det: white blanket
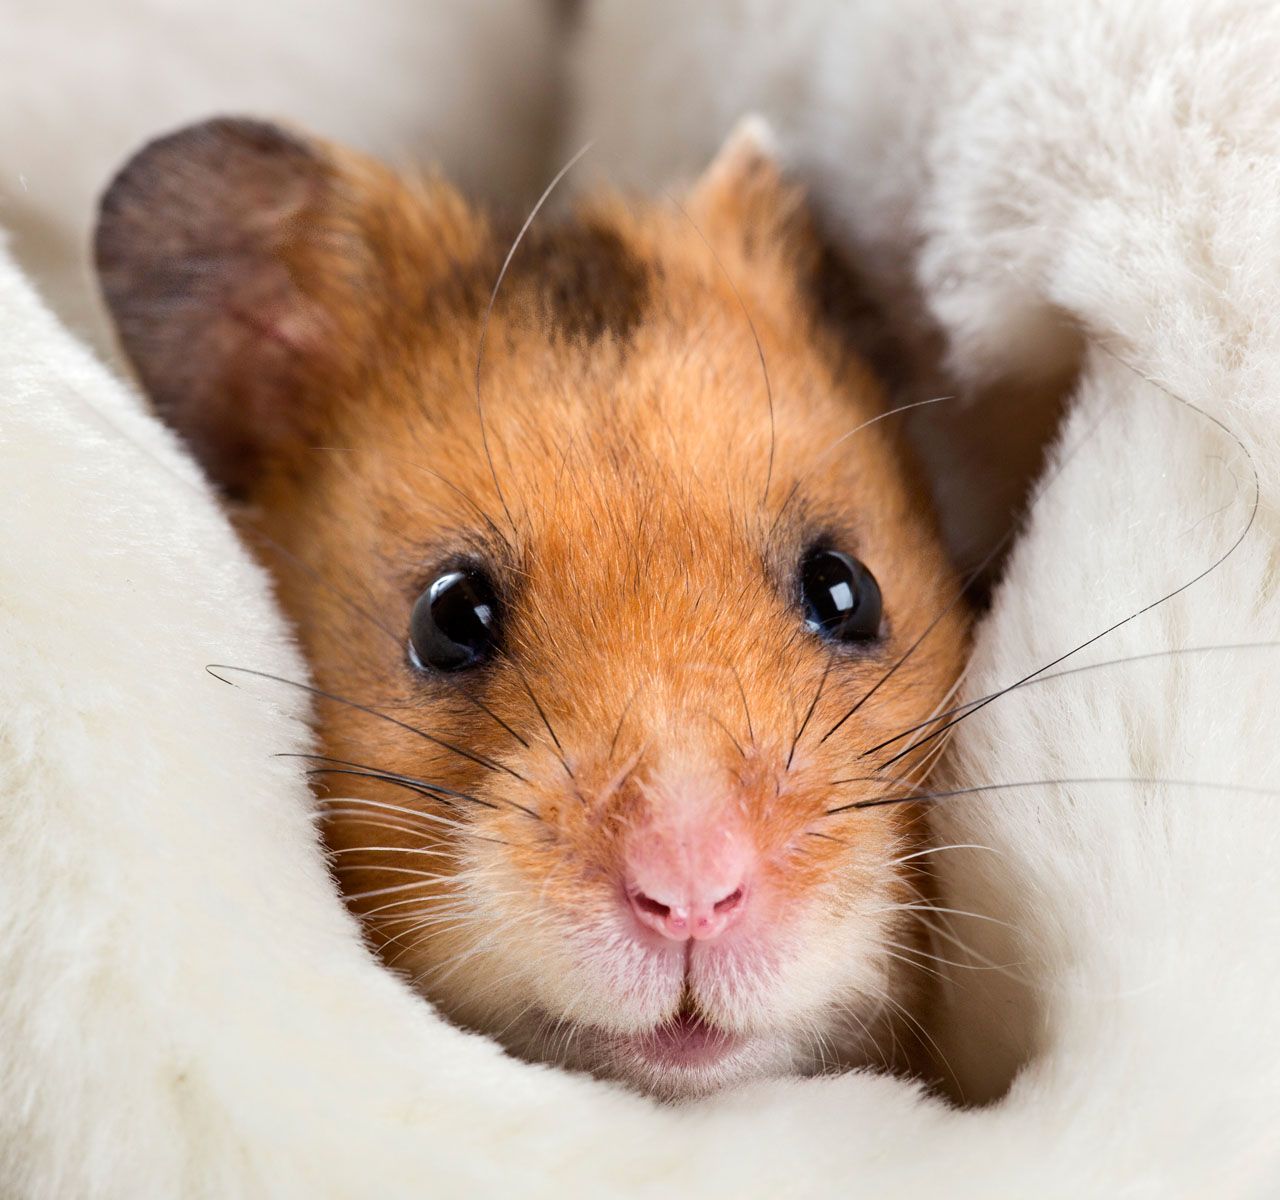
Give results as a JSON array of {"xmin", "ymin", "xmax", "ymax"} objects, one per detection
[
  {"xmin": 3, "ymin": 1, "xmax": 1280, "ymax": 1195},
  {"xmin": 0, "ymin": 0, "xmax": 557, "ymax": 349}
]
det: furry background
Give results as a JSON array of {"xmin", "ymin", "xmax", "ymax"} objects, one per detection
[{"xmin": 3, "ymin": 1, "xmax": 1279, "ymax": 1195}]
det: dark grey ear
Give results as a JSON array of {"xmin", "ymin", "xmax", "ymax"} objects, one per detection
[{"xmin": 95, "ymin": 117, "xmax": 362, "ymax": 496}]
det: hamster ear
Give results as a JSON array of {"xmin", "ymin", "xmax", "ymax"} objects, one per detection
[
  {"xmin": 96, "ymin": 118, "xmax": 409, "ymax": 497},
  {"xmin": 687, "ymin": 115, "xmax": 803, "ymax": 251}
]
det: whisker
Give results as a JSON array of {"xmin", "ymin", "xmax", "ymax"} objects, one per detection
[
  {"xmin": 375, "ymin": 908, "xmax": 472, "ymax": 935},
  {"xmin": 289, "ymin": 753, "xmax": 496, "ymax": 809},
  {"xmin": 787, "ymin": 656, "xmax": 832, "ymax": 769},
  {"xmin": 239, "ymin": 522, "xmax": 399, "ymax": 646},
  {"xmin": 312, "ymin": 793, "xmax": 469, "ymax": 829},
  {"xmin": 379, "ymin": 916, "xmax": 475, "ymax": 960},
  {"xmin": 311, "ymin": 771, "xmax": 542, "ymax": 826},
  {"xmin": 333, "ymin": 864, "xmax": 453, "ymax": 881},
  {"xmin": 607, "ymin": 687, "xmax": 642, "ymax": 764},
  {"xmin": 511, "ymin": 659, "xmax": 573, "ymax": 779},
  {"xmin": 822, "ymin": 396, "xmax": 1116, "ymax": 746},
  {"xmin": 888, "ymin": 936, "xmax": 1016, "ymax": 983},
  {"xmin": 705, "ymin": 711, "xmax": 747, "ymax": 759},
  {"xmin": 767, "ymin": 395, "xmax": 956, "ymax": 543},
  {"xmin": 828, "ymin": 775, "xmax": 1280, "ymax": 815},
  {"xmin": 209, "ymin": 665, "xmax": 523, "ymax": 781},
  {"xmin": 879, "ymin": 947, "xmax": 947, "ymax": 984},
  {"xmin": 382, "ymin": 916, "xmax": 499, "ymax": 968},
  {"xmin": 887, "ymin": 842, "xmax": 1000, "ymax": 866},
  {"xmin": 888, "ymin": 895, "xmax": 1035, "ymax": 992},
  {"xmin": 873, "ymin": 984, "xmax": 963, "ymax": 1099},
  {"xmin": 474, "ymin": 141, "xmax": 595, "ymax": 537},
  {"xmin": 366, "ymin": 891, "xmax": 488, "ymax": 922},
  {"xmin": 329, "ymin": 844, "xmax": 455, "ymax": 859},
  {"xmin": 877, "ymin": 363, "xmax": 1259, "ymax": 771},
  {"xmin": 866, "ymin": 641, "xmax": 1280, "ymax": 759},
  {"xmin": 411, "ymin": 919, "xmax": 523, "ymax": 992},
  {"xmin": 730, "ymin": 664, "xmax": 756, "ymax": 748},
  {"xmin": 874, "ymin": 902, "xmax": 1015, "ymax": 929},
  {"xmin": 442, "ymin": 679, "xmax": 531, "ymax": 750},
  {"xmin": 342, "ymin": 879, "xmax": 446, "ymax": 902},
  {"xmin": 319, "ymin": 812, "xmax": 452, "ymax": 841},
  {"xmin": 239, "ymin": 469, "xmax": 526, "ymax": 763}
]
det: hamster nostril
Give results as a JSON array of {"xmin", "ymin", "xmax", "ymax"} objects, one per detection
[
  {"xmin": 631, "ymin": 890, "xmax": 671, "ymax": 921},
  {"xmin": 627, "ymin": 886, "xmax": 692, "ymax": 939},
  {"xmin": 714, "ymin": 886, "xmax": 744, "ymax": 914}
]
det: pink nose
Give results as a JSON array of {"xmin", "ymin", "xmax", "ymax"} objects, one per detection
[{"xmin": 624, "ymin": 820, "xmax": 753, "ymax": 942}]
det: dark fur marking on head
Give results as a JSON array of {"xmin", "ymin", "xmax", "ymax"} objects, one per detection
[
  {"xmin": 516, "ymin": 222, "xmax": 650, "ymax": 345},
  {"xmin": 806, "ymin": 233, "xmax": 908, "ymax": 390}
]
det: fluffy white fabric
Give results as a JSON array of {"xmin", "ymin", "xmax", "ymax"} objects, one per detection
[
  {"xmin": 0, "ymin": 0, "xmax": 558, "ymax": 349},
  {"xmin": 4, "ymin": 0, "xmax": 1280, "ymax": 1195}
]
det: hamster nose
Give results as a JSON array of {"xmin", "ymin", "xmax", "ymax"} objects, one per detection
[{"xmin": 624, "ymin": 822, "xmax": 753, "ymax": 942}]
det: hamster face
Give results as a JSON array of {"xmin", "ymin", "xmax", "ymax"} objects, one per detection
[{"xmin": 96, "ymin": 119, "xmax": 968, "ymax": 1100}]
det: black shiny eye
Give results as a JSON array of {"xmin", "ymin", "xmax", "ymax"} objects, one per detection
[
  {"xmin": 799, "ymin": 548, "xmax": 883, "ymax": 643},
  {"xmin": 408, "ymin": 567, "xmax": 500, "ymax": 673}
]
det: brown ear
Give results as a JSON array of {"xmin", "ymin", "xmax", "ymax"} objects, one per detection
[
  {"xmin": 686, "ymin": 116, "xmax": 806, "ymax": 259},
  {"xmin": 96, "ymin": 118, "xmax": 406, "ymax": 497}
]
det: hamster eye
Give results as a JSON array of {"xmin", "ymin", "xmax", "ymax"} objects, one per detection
[
  {"xmin": 408, "ymin": 567, "xmax": 500, "ymax": 673},
  {"xmin": 799, "ymin": 548, "xmax": 883, "ymax": 643}
]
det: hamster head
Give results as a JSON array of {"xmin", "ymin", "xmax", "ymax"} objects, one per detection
[{"xmin": 96, "ymin": 117, "xmax": 968, "ymax": 1100}]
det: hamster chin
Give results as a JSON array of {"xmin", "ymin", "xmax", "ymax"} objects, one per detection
[{"xmin": 95, "ymin": 116, "xmax": 968, "ymax": 1100}]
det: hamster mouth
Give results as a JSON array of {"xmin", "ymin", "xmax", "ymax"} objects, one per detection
[
  {"xmin": 616, "ymin": 1005, "xmax": 741, "ymax": 1071},
  {"xmin": 559, "ymin": 999, "xmax": 763, "ymax": 1100}
]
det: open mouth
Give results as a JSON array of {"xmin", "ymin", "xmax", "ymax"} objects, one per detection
[
  {"xmin": 517, "ymin": 999, "xmax": 779, "ymax": 1099},
  {"xmin": 616, "ymin": 1005, "xmax": 740, "ymax": 1071}
]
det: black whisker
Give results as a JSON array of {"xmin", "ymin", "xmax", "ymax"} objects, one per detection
[
  {"xmin": 607, "ymin": 687, "xmax": 642, "ymax": 764},
  {"xmin": 822, "ymin": 396, "xmax": 1116, "ymax": 747},
  {"xmin": 258, "ymin": 535, "xmax": 529, "ymax": 757},
  {"xmin": 511, "ymin": 660, "xmax": 573, "ymax": 779},
  {"xmin": 446, "ymin": 683, "xmax": 531, "ymax": 751},
  {"xmin": 704, "ymin": 711, "xmax": 747, "ymax": 759},
  {"xmin": 312, "ymin": 767, "xmax": 460, "ymax": 806},
  {"xmin": 730, "ymin": 664, "xmax": 756, "ymax": 748},
  {"xmin": 281, "ymin": 752, "xmax": 493, "ymax": 809},
  {"xmin": 203, "ymin": 446, "xmax": 529, "ymax": 755},
  {"xmin": 312, "ymin": 768, "xmax": 537, "ymax": 823},
  {"xmin": 299, "ymin": 757, "xmax": 540, "ymax": 823},
  {"xmin": 206, "ymin": 664, "xmax": 524, "ymax": 782},
  {"xmin": 788, "ymin": 655, "xmax": 833, "ymax": 769},
  {"xmin": 828, "ymin": 776, "xmax": 1280, "ymax": 815},
  {"xmin": 865, "ymin": 641, "xmax": 1280, "ymax": 759},
  {"xmin": 878, "ymin": 368, "xmax": 1259, "ymax": 772}
]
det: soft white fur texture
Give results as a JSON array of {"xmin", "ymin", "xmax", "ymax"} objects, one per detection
[
  {"xmin": 5, "ymin": 0, "xmax": 1280, "ymax": 1195},
  {"xmin": 0, "ymin": 0, "xmax": 559, "ymax": 349}
]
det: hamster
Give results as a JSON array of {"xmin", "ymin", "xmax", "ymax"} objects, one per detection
[{"xmin": 94, "ymin": 116, "xmax": 969, "ymax": 1101}]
